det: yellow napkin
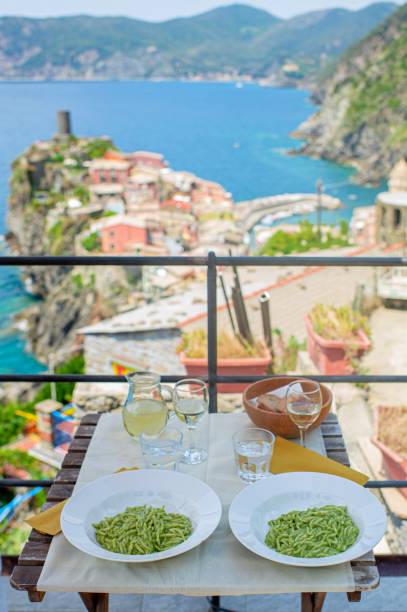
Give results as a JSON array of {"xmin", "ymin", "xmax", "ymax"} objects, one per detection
[
  {"xmin": 270, "ymin": 436, "xmax": 368, "ymax": 485},
  {"xmin": 26, "ymin": 467, "xmax": 139, "ymax": 536}
]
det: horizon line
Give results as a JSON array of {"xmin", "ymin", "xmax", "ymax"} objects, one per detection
[{"xmin": 0, "ymin": 1, "xmax": 400, "ymax": 24}]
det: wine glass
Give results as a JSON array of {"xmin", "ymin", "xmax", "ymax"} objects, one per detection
[
  {"xmin": 173, "ymin": 379, "xmax": 208, "ymax": 465},
  {"xmin": 286, "ymin": 380, "xmax": 322, "ymax": 447}
]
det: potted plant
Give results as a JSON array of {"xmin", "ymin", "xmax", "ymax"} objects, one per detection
[
  {"xmin": 305, "ymin": 304, "xmax": 371, "ymax": 375},
  {"xmin": 372, "ymin": 406, "xmax": 407, "ymax": 500},
  {"xmin": 177, "ymin": 329, "xmax": 272, "ymax": 393}
]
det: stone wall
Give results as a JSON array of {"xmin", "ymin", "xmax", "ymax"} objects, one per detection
[{"xmin": 83, "ymin": 329, "xmax": 185, "ymax": 375}]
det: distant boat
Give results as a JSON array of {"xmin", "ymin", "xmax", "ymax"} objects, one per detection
[
  {"xmin": 233, "ymin": 142, "xmax": 240, "ymax": 149},
  {"xmin": 348, "ymin": 194, "xmax": 358, "ymax": 200},
  {"xmin": 235, "ymin": 82, "xmax": 243, "ymax": 89}
]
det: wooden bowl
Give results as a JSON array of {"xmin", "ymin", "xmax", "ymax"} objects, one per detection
[{"xmin": 243, "ymin": 376, "xmax": 332, "ymax": 439}]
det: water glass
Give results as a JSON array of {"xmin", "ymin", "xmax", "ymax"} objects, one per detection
[
  {"xmin": 140, "ymin": 427, "xmax": 183, "ymax": 470},
  {"xmin": 233, "ymin": 427, "xmax": 275, "ymax": 483}
]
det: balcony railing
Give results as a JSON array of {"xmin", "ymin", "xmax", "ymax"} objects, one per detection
[{"xmin": 0, "ymin": 252, "xmax": 407, "ymax": 492}]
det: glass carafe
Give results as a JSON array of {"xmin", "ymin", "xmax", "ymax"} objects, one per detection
[{"xmin": 123, "ymin": 372, "xmax": 173, "ymax": 438}]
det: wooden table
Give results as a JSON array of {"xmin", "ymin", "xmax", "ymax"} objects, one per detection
[{"xmin": 10, "ymin": 412, "xmax": 380, "ymax": 612}]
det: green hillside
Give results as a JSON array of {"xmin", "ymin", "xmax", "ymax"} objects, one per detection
[
  {"xmin": 0, "ymin": 3, "xmax": 396, "ymax": 81},
  {"xmin": 296, "ymin": 2, "xmax": 407, "ymax": 183}
]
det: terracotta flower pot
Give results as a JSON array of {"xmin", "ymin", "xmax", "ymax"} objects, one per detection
[
  {"xmin": 179, "ymin": 350, "xmax": 272, "ymax": 393},
  {"xmin": 305, "ymin": 314, "xmax": 371, "ymax": 375},
  {"xmin": 372, "ymin": 406, "xmax": 407, "ymax": 500}
]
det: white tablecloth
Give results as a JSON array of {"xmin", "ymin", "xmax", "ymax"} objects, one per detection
[{"xmin": 37, "ymin": 412, "xmax": 355, "ymax": 595}]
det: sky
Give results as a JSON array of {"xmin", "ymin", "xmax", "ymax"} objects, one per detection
[{"xmin": 0, "ymin": 0, "xmax": 403, "ymax": 21}]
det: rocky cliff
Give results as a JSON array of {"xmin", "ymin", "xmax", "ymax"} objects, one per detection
[
  {"xmin": 295, "ymin": 3, "xmax": 407, "ymax": 184},
  {"xmin": 8, "ymin": 137, "xmax": 135, "ymax": 363}
]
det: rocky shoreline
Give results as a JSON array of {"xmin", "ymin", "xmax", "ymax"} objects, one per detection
[
  {"xmin": 7, "ymin": 136, "xmax": 136, "ymax": 365},
  {"xmin": 293, "ymin": 3, "xmax": 407, "ymax": 185}
]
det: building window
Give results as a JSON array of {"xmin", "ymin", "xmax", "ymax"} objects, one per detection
[
  {"xmin": 109, "ymin": 231, "xmax": 115, "ymax": 237},
  {"xmin": 394, "ymin": 208, "xmax": 401, "ymax": 227},
  {"xmin": 110, "ymin": 244, "xmax": 115, "ymax": 251}
]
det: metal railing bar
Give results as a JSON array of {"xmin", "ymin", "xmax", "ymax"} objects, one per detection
[
  {"xmin": 217, "ymin": 256, "xmax": 407, "ymax": 267},
  {"xmin": 366, "ymin": 481, "xmax": 407, "ymax": 488},
  {"xmin": 1, "ymin": 374, "xmax": 407, "ymax": 383},
  {"xmin": 0, "ymin": 255, "xmax": 405, "ymax": 267},
  {"xmin": 207, "ymin": 252, "xmax": 218, "ymax": 413},
  {"xmin": 0, "ymin": 478, "xmax": 406, "ymax": 489},
  {"xmin": 0, "ymin": 479, "xmax": 53, "ymax": 487},
  {"xmin": 0, "ymin": 256, "xmax": 208, "ymax": 266}
]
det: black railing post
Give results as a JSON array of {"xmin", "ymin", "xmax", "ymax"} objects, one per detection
[{"xmin": 207, "ymin": 251, "xmax": 218, "ymax": 413}]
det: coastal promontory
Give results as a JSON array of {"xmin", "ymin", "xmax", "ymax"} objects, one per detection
[{"xmin": 295, "ymin": 2, "xmax": 407, "ymax": 184}]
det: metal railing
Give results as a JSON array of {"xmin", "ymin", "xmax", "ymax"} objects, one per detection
[{"xmin": 1, "ymin": 252, "xmax": 407, "ymax": 492}]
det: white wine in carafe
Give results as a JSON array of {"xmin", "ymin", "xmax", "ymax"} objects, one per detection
[{"xmin": 123, "ymin": 398, "xmax": 168, "ymax": 437}]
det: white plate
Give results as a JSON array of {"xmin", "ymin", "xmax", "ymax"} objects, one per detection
[
  {"xmin": 229, "ymin": 472, "xmax": 387, "ymax": 567},
  {"xmin": 61, "ymin": 469, "xmax": 222, "ymax": 563}
]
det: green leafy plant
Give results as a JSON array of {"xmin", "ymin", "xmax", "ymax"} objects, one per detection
[
  {"xmin": 273, "ymin": 330, "xmax": 305, "ymax": 373},
  {"xmin": 73, "ymin": 185, "xmax": 91, "ymax": 204},
  {"xmin": 260, "ymin": 220, "xmax": 349, "ymax": 256},
  {"xmin": 0, "ymin": 405, "xmax": 25, "ymax": 446},
  {"xmin": 309, "ymin": 304, "xmax": 371, "ymax": 342},
  {"xmin": 81, "ymin": 232, "xmax": 101, "ymax": 252},
  {"xmin": 86, "ymin": 139, "xmax": 114, "ymax": 159},
  {"xmin": 32, "ymin": 353, "xmax": 85, "ymax": 405}
]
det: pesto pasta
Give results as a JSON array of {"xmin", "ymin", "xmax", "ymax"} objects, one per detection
[
  {"xmin": 93, "ymin": 504, "xmax": 193, "ymax": 555},
  {"xmin": 264, "ymin": 505, "xmax": 359, "ymax": 558}
]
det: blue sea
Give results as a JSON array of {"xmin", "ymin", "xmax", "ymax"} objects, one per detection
[{"xmin": 0, "ymin": 81, "xmax": 383, "ymax": 373}]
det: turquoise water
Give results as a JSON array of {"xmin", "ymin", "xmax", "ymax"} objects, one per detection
[{"xmin": 0, "ymin": 81, "xmax": 383, "ymax": 373}]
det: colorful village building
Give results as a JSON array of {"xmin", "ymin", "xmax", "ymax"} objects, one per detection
[
  {"xmin": 88, "ymin": 159, "xmax": 130, "ymax": 184},
  {"xmin": 98, "ymin": 215, "xmax": 152, "ymax": 253},
  {"xmin": 127, "ymin": 151, "xmax": 167, "ymax": 171}
]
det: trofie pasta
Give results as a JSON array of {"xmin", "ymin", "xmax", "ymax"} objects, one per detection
[
  {"xmin": 264, "ymin": 505, "xmax": 359, "ymax": 558},
  {"xmin": 93, "ymin": 505, "xmax": 193, "ymax": 554}
]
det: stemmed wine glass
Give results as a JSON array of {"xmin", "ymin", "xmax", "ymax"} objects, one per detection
[
  {"xmin": 173, "ymin": 379, "xmax": 208, "ymax": 465},
  {"xmin": 286, "ymin": 380, "xmax": 322, "ymax": 447}
]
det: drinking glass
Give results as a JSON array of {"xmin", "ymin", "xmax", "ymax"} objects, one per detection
[
  {"xmin": 173, "ymin": 379, "xmax": 208, "ymax": 465},
  {"xmin": 140, "ymin": 427, "xmax": 183, "ymax": 470},
  {"xmin": 286, "ymin": 379, "xmax": 322, "ymax": 447},
  {"xmin": 233, "ymin": 427, "xmax": 275, "ymax": 483}
]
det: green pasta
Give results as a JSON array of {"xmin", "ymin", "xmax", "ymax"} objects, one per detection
[
  {"xmin": 93, "ymin": 505, "xmax": 193, "ymax": 555},
  {"xmin": 264, "ymin": 505, "xmax": 359, "ymax": 558}
]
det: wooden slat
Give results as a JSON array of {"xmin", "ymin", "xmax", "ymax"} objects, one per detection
[
  {"xmin": 10, "ymin": 566, "xmax": 43, "ymax": 591},
  {"xmin": 54, "ymin": 468, "xmax": 80, "ymax": 484},
  {"xmin": 352, "ymin": 565, "xmax": 380, "ymax": 591},
  {"xmin": 75, "ymin": 425, "xmax": 97, "ymax": 438},
  {"xmin": 323, "ymin": 437, "xmax": 346, "ymax": 452},
  {"xmin": 69, "ymin": 438, "xmax": 91, "ymax": 453},
  {"xmin": 320, "ymin": 423, "xmax": 342, "ymax": 437},
  {"xmin": 46, "ymin": 483, "xmax": 74, "ymax": 501},
  {"xmin": 81, "ymin": 413, "xmax": 102, "ymax": 425},
  {"xmin": 351, "ymin": 551, "xmax": 376, "ymax": 566},
  {"xmin": 347, "ymin": 592, "xmax": 362, "ymax": 602},
  {"xmin": 19, "ymin": 541, "xmax": 50, "ymax": 566},
  {"xmin": 325, "ymin": 449, "xmax": 350, "ymax": 466},
  {"xmin": 27, "ymin": 530, "xmax": 52, "ymax": 544},
  {"xmin": 62, "ymin": 452, "xmax": 86, "ymax": 468}
]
